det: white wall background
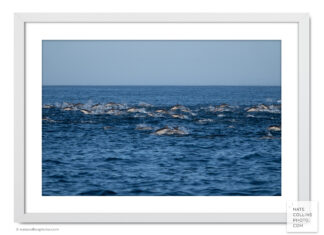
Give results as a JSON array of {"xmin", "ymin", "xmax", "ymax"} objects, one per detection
[{"xmin": 0, "ymin": 0, "xmax": 322, "ymax": 234}]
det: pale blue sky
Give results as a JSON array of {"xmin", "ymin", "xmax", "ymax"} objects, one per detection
[{"xmin": 42, "ymin": 40, "xmax": 281, "ymax": 86}]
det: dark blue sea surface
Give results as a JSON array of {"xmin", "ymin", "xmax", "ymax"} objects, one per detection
[{"xmin": 42, "ymin": 86, "xmax": 281, "ymax": 196}]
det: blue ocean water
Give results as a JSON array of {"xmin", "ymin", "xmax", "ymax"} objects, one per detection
[{"xmin": 42, "ymin": 86, "xmax": 281, "ymax": 196}]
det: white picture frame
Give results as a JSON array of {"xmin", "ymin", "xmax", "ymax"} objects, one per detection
[{"xmin": 14, "ymin": 13, "xmax": 310, "ymax": 223}]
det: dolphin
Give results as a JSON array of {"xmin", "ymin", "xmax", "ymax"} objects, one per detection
[
  {"xmin": 43, "ymin": 104, "xmax": 54, "ymax": 109},
  {"xmin": 219, "ymin": 103, "xmax": 229, "ymax": 108},
  {"xmin": 154, "ymin": 126, "xmax": 171, "ymax": 135},
  {"xmin": 73, "ymin": 103, "xmax": 84, "ymax": 108},
  {"xmin": 42, "ymin": 117, "xmax": 55, "ymax": 122},
  {"xmin": 155, "ymin": 109, "xmax": 168, "ymax": 114},
  {"xmin": 170, "ymin": 114, "xmax": 186, "ymax": 119},
  {"xmin": 268, "ymin": 125, "xmax": 281, "ymax": 131},
  {"xmin": 91, "ymin": 104, "xmax": 101, "ymax": 109},
  {"xmin": 246, "ymin": 107, "xmax": 258, "ymax": 112},
  {"xmin": 62, "ymin": 102, "xmax": 73, "ymax": 108},
  {"xmin": 80, "ymin": 109, "xmax": 91, "ymax": 114},
  {"xmin": 212, "ymin": 103, "xmax": 229, "ymax": 112},
  {"xmin": 105, "ymin": 102, "xmax": 125, "ymax": 110},
  {"xmin": 247, "ymin": 104, "xmax": 270, "ymax": 112},
  {"xmin": 154, "ymin": 126, "xmax": 188, "ymax": 136},
  {"xmin": 63, "ymin": 107, "xmax": 74, "ymax": 111},
  {"xmin": 106, "ymin": 110, "xmax": 123, "ymax": 115},
  {"xmin": 127, "ymin": 108, "xmax": 140, "ymax": 113},
  {"xmin": 170, "ymin": 105, "xmax": 183, "ymax": 111},
  {"xmin": 170, "ymin": 105, "xmax": 191, "ymax": 112}
]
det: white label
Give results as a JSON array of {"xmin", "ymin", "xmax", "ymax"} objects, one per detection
[{"xmin": 287, "ymin": 201, "xmax": 318, "ymax": 233}]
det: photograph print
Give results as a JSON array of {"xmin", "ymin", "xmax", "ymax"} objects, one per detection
[{"xmin": 42, "ymin": 40, "xmax": 281, "ymax": 196}]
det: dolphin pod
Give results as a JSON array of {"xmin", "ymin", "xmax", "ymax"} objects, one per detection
[
  {"xmin": 43, "ymin": 102, "xmax": 281, "ymax": 137},
  {"xmin": 49, "ymin": 101, "xmax": 280, "ymax": 116}
]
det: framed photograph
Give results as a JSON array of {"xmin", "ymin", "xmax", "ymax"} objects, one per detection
[{"xmin": 14, "ymin": 13, "xmax": 310, "ymax": 223}]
